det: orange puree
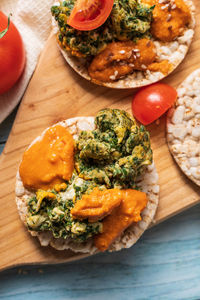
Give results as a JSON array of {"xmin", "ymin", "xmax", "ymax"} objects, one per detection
[
  {"xmin": 71, "ymin": 187, "xmax": 123, "ymax": 222},
  {"xmin": 94, "ymin": 189, "xmax": 147, "ymax": 252},
  {"xmin": 148, "ymin": 60, "xmax": 173, "ymax": 75},
  {"xmin": 88, "ymin": 39, "xmax": 156, "ymax": 83},
  {"xmin": 19, "ymin": 125, "xmax": 74, "ymax": 190},
  {"xmin": 141, "ymin": 0, "xmax": 191, "ymax": 42}
]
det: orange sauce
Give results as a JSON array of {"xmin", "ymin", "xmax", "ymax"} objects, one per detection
[
  {"xmin": 94, "ymin": 189, "xmax": 147, "ymax": 252},
  {"xmin": 71, "ymin": 187, "xmax": 123, "ymax": 222},
  {"xmin": 141, "ymin": 0, "xmax": 191, "ymax": 42},
  {"xmin": 88, "ymin": 39, "xmax": 156, "ymax": 83},
  {"xmin": 148, "ymin": 60, "xmax": 173, "ymax": 75},
  {"xmin": 19, "ymin": 125, "xmax": 74, "ymax": 190}
]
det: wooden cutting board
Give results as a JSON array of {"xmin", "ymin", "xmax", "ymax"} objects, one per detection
[{"xmin": 0, "ymin": 2, "xmax": 200, "ymax": 270}]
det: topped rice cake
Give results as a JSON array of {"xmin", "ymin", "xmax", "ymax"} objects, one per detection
[
  {"xmin": 51, "ymin": 0, "xmax": 195, "ymax": 88},
  {"xmin": 16, "ymin": 109, "xmax": 159, "ymax": 254}
]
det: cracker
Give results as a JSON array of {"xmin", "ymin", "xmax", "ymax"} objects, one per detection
[
  {"xmin": 167, "ymin": 69, "xmax": 200, "ymax": 186},
  {"xmin": 52, "ymin": 0, "xmax": 195, "ymax": 89},
  {"xmin": 16, "ymin": 117, "xmax": 159, "ymax": 253}
]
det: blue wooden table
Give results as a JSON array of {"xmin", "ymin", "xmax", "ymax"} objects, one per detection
[{"xmin": 0, "ymin": 110, "xmax": 200, "ymax": 300}]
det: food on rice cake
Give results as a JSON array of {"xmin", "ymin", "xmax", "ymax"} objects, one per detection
[
  {"xmin": 51, "ymin": 0, "xmax": 195, "ymax": 88},
  {"xmin": 167, "ymin": 69, "xmax": 200, "ymax": 186},
  {"xmin": 16, "ymin": 109, "xmax": 159, "ymax": 253}
]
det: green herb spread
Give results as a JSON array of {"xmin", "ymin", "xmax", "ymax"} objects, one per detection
[
  {"xmin": 75, "ymin": 109, "xmax": 152, "ymax": 188},
  {"xmin": 26, "ymin": 177, "xmax": 102, "ymax": 242},
  {"xmin": 26, "ymin": 109, "xmax": 152, "ymax": 242},
  {"xmin": 51, "ymin": 0, "xmax": 154, "ymax": 57}
]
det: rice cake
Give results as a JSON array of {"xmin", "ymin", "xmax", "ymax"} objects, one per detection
[
  {"xmin": 52, "ymin": 0, "xmax": 195, "ymax": 89},
  {"xmin": 167, "ymin": 69, "xmax": 200, "ymax": 186},
  {"xmin": 16, "ymin": 117, "xmax": 159, "ymax": 254}
]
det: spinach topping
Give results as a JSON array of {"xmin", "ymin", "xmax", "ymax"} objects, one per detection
[
  {"xmin": 75, "ymin": 109, "xmax": 152, "ymax": 189},
  {"xmin": 111, "ymin": 0, "xmax": 154, "ymax": 41},
  {"xmin": 51, "ymin": 0, "xmax": 154, "ymax": 56},
  {"xmin": 26, "ymin": 182, "xmax": 102, "ymax": 242}
]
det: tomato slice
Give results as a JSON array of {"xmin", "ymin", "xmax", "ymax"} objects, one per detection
[
  {"xmin": 67, "ymin": 0, "xmax": 114, "ymax": 31},
  {"xmin": 132, "ymin": 83, "xmax": 177, "ymax": 125}
]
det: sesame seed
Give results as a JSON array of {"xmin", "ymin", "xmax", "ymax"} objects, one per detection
[
  {"xmin": 171, "ymin": 4, "xmax": 176, "ymax": 9},
  {"xmin": 114, "ymin": 70, "xmax": 118, "ymax": 77},
  {"xmin": 109, "ymin": 75, "xmax": 116, "ymax": 80},
  {"xmin": 136, "ymin": 53, "xmax": 140, "ymax": 58},
  {"xmin": 141, "ymin": 64, "xmax": 147, "ymax": 69},
  {"xmin": 129, "ymin": 63, "xmax": 135, "ymax": 67},
  {"xmin": 159, "ymin": 0, "xmax": 169, "ymax": 3},
  {"xmin": 133, "ymin": 49, "xmax": 140, "ymax": 53},
  {"xmin": 161, "ymin": 3, "xmax": 169, "ymax": 9},
  {"xmin": 119, "ymin": 50, "xmax": 125, "ymax": 54},
  {"xmin": 166, "ymin": 14, "xmax": 172, "ymax": 21}
]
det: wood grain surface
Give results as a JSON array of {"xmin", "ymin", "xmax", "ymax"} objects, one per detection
[{"xmin": 0, "ymin": 1, "xmax": 200, "ymax": 270}]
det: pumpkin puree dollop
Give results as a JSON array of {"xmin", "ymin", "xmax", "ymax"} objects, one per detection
[
  {"xmin": 142, "ymin": 0, "xmax": 191, "ymax": 42},
  {"xmin": 94, "ymin": 189, "xmax": 147, "ymax": 251},
  {"xmin": 19, "ymin": 125, "xmax": 74, "ymax": 190},
  {"xmin": 72, "ymin": 187, "xmax": 147, "ymax": 252},
  {"xmin": 71, "ymin": 187, "xmax": 123, "ymax": 222},
  {"xmin": 88, "ymin": 39, "xmax": 157, "ymax": 83}
]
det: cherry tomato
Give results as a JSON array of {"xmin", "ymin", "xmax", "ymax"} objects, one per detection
[
  {"xmin": 67, "ymin": 0, "xmax": 114, "ymax": 31},
  {"xmin": 0, "ymin": 12, "xmax": 26, "ymax": 95},
  {"xmin": 132, "ymin": 83, "xmax": 177, "ymax": 125}
]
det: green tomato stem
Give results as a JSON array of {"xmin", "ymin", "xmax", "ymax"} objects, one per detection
[{"xmin": 0, "ymin": 14, "xmax": 11, "ymax": 39}]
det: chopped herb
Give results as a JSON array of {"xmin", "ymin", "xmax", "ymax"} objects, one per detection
[{"xmin": 51, "ymin": 0, "xmax": 154, "ymax": 56}]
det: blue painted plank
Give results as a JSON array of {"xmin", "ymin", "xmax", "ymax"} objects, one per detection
[
  {"xmin": 0, "ymin": 107, "xmax": 18, "ymax": 154},
  {"xmin": 0, "ymin": 205, "xmax": 200, "ymax": 300},
  {"xmin": 0, "ymin": 144, "xmax": 4, "ymax": 154}
]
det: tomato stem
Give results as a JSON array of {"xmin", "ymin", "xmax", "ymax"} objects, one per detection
[{"xmin": 0, "ymin": 14, "xmax": 12, "ymax": 39}]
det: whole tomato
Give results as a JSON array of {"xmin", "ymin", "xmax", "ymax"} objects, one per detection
[{"xmin": 0, "ymin": 12, "xmax": 26, "ymax": 95}]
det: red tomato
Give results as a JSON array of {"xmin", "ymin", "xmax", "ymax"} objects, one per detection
[
  {"xmin": 0, "ymin": 12, "xmax": 25, "ymax": 95},
  {"xmin": 132, "ymin": 83, "xmax": 177, "ymax": 125},
  {"xmin": 67, "ymin": 0, "xmax": 114, "ymax": 31}
]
